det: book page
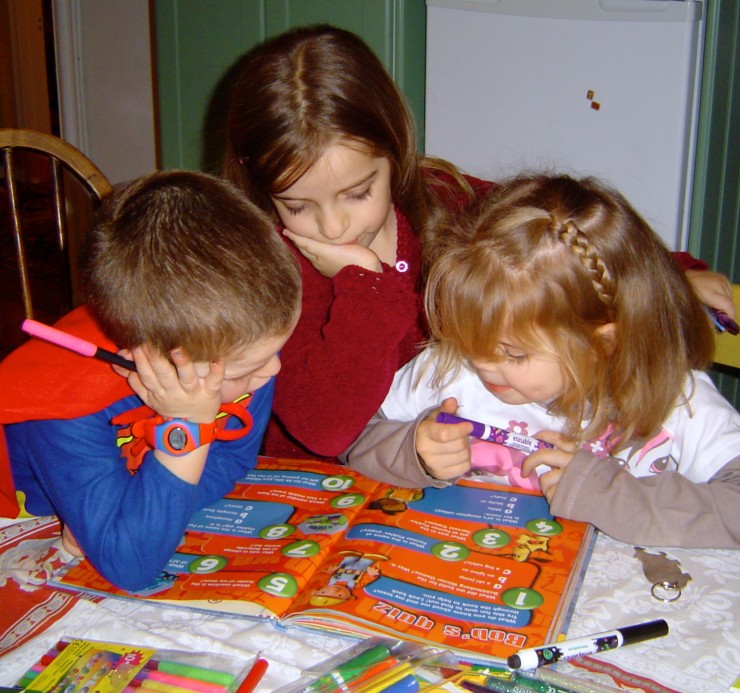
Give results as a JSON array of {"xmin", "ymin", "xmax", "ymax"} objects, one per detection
[
  {"xmin": 283, "ymin": 477, "xmax": 593, "ymax": 663},
  {"xmin": 50, "ymin": 458, "xmax": 383, "ymax": 618}
]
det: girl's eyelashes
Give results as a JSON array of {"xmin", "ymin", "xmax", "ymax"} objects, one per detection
[
  {"xmin": 496, "ymin": 346, "xmax": 528, "ymax": 363},
  {"xmin": 347, "ymin": 188, "xmax": 372, "ymax": 201},
  {"xmin": 284, "ymin": 203, "xmax": 307, "ymax": 216},
  {"xmin": 280, "ymin": 188, "xmax": 370, "ymax": 215}
]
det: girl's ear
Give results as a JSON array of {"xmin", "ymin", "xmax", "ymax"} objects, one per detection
[{"xmin": 594, "ymin": 322, "xmax": 617, "ymax": 353}]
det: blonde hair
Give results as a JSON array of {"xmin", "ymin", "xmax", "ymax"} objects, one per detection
[
  {"xmin": 84, "ymin": 170, "xmax": 301, "ymax": 361},
  {"xmin": 222, "ymin": 24, "xmax": 472, "ymax": 255},
  {"xmin": 425, "ymin": 173, "xmax": 714, "ymax": 442}
]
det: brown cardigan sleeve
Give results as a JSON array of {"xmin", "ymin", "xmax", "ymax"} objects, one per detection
[
  {"xmin": 550, "ymin": 450, "xmax": 740, "ymax": 549},
  {"xmin": 341, "ymin": 407, "xmax": 453, "ymax": 489}
]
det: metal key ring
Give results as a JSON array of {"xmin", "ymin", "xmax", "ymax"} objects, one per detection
[{"xmin": 651, "ymin": 580, "xmax": 682, "ymax": 602}]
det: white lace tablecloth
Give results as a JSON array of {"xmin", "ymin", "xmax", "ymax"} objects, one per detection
[
  {"xmin": 560, "ymin": 533, "xmax": 740, "ymax": 693},
  {"xmin": 1, "ymin": 521, "xmax": 738, "ymax": 692},
  {"xmin": 0, "ymin": 597, "xmax": 356, "ymax": 692}
]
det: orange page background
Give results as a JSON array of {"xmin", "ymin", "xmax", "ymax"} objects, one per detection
[{"xmin": 53, "ymin": 459, "xmax": 592, "ymax": 662}]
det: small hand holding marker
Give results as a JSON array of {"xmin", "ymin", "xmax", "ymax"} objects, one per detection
[{"xmin": 706, "ymin": 306, "xmax": 739, "ymax": 335}]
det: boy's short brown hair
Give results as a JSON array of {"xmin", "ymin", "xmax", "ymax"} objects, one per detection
[{"xmin": 84, "ymin": 169, "xmax": 301, "ymax": 360}]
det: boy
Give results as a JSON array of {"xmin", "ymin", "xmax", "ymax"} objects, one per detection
[{"xmin": 0, "ymin": 170, "xmax": 301, "ymax": 591}]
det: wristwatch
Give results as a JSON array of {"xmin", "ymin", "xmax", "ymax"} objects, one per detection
[
  {"xmin": 127, "ymin": 401, "xmax": 254, "ymax": 457},
  {"xmin": 142, "ymin": 417, "xmax": 219, "ymax": 457}
]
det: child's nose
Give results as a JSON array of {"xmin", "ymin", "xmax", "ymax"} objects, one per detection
[{"xmin": 319, "ymin": 207, "xmax": 349, "ymax": 240}]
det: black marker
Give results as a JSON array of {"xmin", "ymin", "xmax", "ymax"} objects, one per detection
[{"xmin": 507, "ymin": 619, "xmax": 669, "ymax": 670}]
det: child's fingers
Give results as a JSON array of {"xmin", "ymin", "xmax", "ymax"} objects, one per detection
[
  {"xmin": 537, "ymin": 468, "xmax": 563, "ymax": 503},
  {"xmin": 201, "ymin": 360, "xmax": 226, "ymax": 392},
  {"xmin": 111, "ymin": 349, "xmax": 134, "ymax": 378},
  {"xmin": 522, "ymin": 447, "xmax": 573, "ymax": 477},
  {"xmin": 533, "ymin": 429, "xmax": 579, "ymax": 453},
  {"xmin": 429, "ymin": 455, "xmax": 471, "ymax": 481}
]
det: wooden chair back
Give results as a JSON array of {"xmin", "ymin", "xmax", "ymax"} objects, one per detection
[{"xmin": 0, "ymin": 128, "xmax": 112, "ymax": 321}]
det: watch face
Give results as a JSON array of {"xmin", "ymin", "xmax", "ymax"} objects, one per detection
[{"xmin": 167, "ymin": 426, "xmax": 189, "ymax": 451}]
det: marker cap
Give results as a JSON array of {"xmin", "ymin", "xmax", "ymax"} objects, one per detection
[{"xmin": 619, "ymin": 619, "xmax": 669, "ymax": 645}]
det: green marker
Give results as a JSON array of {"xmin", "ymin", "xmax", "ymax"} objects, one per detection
[
  {"xmin": 307, "ymin": 644, "xmax": 392, "ymax": 691},
  {"xmin": 483, "ymin": 673, "xmax": 574, "ymax": 693},
  {"xmin": 147, "ymin": 660, "xmax": 236, "ymax": 687}
]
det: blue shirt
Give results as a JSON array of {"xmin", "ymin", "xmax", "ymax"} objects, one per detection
[{"xmin": 6, "ymin": 379, "xmax": 274, "ymax": 591}]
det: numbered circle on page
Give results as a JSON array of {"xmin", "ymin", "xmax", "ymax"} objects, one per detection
[
  {"xmin": 321, "ymin": 475, "xmax": 355, "ymax": 492},
  {"xmin": 187, "ymin": 555, "xmax": 228, "ymax": 574},
  {"xmin": 526, "ymin": 518, "xmax": 563, "ymax": 536},
  {"xmin": 472, "ymin": 528, "xmax": 511, "ymax": 549},
  {"xmin": 282, "ymin": 539, "xmax": 321, "ymax": 558},
  {"xmin": 501, "ymin": 587, "xmax": 544, "ymax": 610},
  {"xmin": 258, "ymin": 572, "xmax": 298, "ymax": 598},
  {"xmin": 431, "ymin": 541, "xmax": 470, "ymax": 561},
  {"xmin": 329, "ymin": 493, "xmax": 366, "ymax": 509},
  {"xmin": 259, "ymin": 523, "xmax": 296, "ymax": 540}
]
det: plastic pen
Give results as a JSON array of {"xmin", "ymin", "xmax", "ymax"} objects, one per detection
[
  {"xmin": 130, "ymin": 679, "xmax": 205, "ymax": 693},
  {"xmin": 516, "ymin": 669, "xmax": 625, "ymax": 693},
  {"xmin": 234, "ymin": 658, "xmax": 269, "ymax": 693},
  {"xmin": 304, "ymin": 644, "xmax": 393, "ymax": 692},
  {"xmin": 507, "ymin": 619, "xmax": 669, "ymax": 670},
  {"xmin": 435, "ymin": 413, "xmax": 554, "ymax": 454},
  {"xmin": 705, "ymin": 306, "xmax": 739, "ymax": 335},
  {"xmin": 378, "ymin": 675, "xmax": 419, "ymax": 693},
  {"xmin": 143, "ymin": 661, "xmax": 235, "ymax": 688},
  {"xmin": 134, "ymin": 670, "xmax": 227, "ymax": 693},
  {"xmin": 21, "ymin": 318, "xmax": 137, "ymax": 371}
]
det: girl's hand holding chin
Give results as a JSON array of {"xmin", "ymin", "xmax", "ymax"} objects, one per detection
[
  {"xmin": 522, "ymin": 430, "xmax": 579, "ymax": 503},
  {"xmin": 119, "ymin": 345, "xmax": 224, "ymax": 423},
  {"xmin": 283, "ymin": 230, "xmax": 382, "ymax": 277}
]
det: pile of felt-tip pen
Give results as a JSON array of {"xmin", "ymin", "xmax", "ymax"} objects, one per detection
[{"xmin": 13, "ymin": 638, "xmax": 267, "ymax": 693}]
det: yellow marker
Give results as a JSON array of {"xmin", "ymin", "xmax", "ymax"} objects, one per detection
[{"xmin": 355, "ymin": 663, "xmax": 415, "ymax": 693}]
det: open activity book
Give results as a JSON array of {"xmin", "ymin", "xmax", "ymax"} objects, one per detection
[{"xmin": 50, "ymin": 458, "xmax": 594, "ymax": 665}]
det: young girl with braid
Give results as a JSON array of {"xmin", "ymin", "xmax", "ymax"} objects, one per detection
[
  {"xmin": 223, "ymin": 24, "xmax": 731, "ymax": 462},
  {"xmin": 344, "ymin": 173, "xmax": 740, "ymax": 549}
]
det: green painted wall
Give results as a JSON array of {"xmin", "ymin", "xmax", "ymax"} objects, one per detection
[
  {"xmin": 153, "ymin": 0, "xmax": 426, "ymax": 172},
  {"xmin": 689, "ymin": 0, "xmax": 739, "ymax": 405}
]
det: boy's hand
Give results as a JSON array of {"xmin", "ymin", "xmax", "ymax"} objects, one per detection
[
  {"xmin": 283, "ymin": 230, "xmax": 382, "ymax": 277},
  {"xmin": 121, "ymin": 345, "xmax": 224, "ymax": 423},
  {"xmin": 686, "ymin": 270, "xmax": 736, "ymax": 319},
  {"xmin": 416, "ymin": 397, "xmax": 472, "ymax": 480},
  {"xmin": 521, "ymin": 430, "xmax": 578, "ymax": 502}
]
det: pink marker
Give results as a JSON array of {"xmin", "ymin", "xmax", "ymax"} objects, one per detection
[
  {"xmin": 133, "ymin": 669, "xmax": 228, "ymax": 693},
  {"xmin": 436, "ymin": 412, "xmax": 554, "ymax": 455},
  {"xmin": 21, "ymin": 319, "xmax": 136, "ymax": 371}
]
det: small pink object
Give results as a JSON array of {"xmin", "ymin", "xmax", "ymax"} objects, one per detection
[
  {"xmin": 22, "ymin": 319, "xmax": 97, "ymax": 356},
  {"xmin": 21, "ymin": 318, "xmax": 137, "ymax": 371}
]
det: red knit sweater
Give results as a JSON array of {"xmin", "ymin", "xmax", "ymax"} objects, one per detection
[
  {"xmin": 262, "ymin": 206, "xmax": 426, "ymax": 459},
  {"xmin": 262, "ymin": 173, "xmax": 501, "ymax": 460}
]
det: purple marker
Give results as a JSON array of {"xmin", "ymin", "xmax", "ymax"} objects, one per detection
[
  {"xmin": 435, "ymin": 412, "xmax": 554, "ymax": 455},
  {"xmin": 21, "ymin": 319, "xmax": 137, "ymax": 371}
]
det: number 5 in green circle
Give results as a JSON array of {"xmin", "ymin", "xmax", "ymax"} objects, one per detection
[{"xmin": 258, "ymin": 572, "xmax": 298, "ymax": 598}]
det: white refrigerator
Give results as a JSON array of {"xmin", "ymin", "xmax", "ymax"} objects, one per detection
[{"xmin": 425, "ymin": 0, "xmax": 705, "ymax": 250}]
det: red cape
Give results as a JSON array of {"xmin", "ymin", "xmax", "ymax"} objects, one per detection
[{"xmin": 0, "ymin": 306, "xmax": 133, "ymax": 516}]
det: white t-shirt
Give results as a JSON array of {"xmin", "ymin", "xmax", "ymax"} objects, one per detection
[{"xmin": 381, "ymin": 349, "xmax": 740, "ymax": 486}]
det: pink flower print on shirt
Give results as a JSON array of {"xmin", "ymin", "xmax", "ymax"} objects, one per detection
[{"xmin": 508, "ymin": 421, "xmax": 530, "ymax": 436}]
